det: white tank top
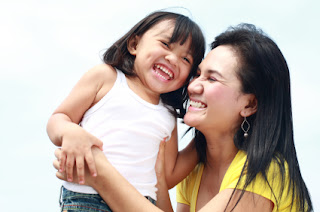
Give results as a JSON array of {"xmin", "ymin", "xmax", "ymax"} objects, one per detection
[{"xmin": 63, "ymin": 69, "xmax": 176, "ymax": 200}]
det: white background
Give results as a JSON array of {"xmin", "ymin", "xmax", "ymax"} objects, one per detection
[{"xmin": 0, "ymin": 0, "xmax": 319, "ymax": 211}]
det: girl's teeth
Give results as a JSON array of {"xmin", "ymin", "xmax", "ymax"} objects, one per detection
[
  {"xmin": 156, "ymin": 65, "xmax": 173, "ymax": 79},
  {"xmin": 155, "ymin": 71, "xmax": 168, "ymax": 80}
]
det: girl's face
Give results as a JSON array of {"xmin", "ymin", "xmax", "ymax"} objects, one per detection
[
  {"xmin": 128, "ymin": 19, "xmax": 193, "ymax": 96},
  {"xmin": 184, "ymin": 45, "xmax": 251, "ymax": 135}
]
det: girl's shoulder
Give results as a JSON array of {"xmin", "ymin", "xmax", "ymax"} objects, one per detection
[
  {"xmin": 88, "ymin": 64, "xmax": 117, "ymax": 82},
  {"xmin": 88, "ymin": 64, "xmax": 118, "ymax": 105}
]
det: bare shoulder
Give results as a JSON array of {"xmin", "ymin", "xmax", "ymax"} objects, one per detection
[
  {"xmin": 199, "ymin": 189, "xmax": 273, "ymax": 212},
  {"xmin": 87, "ymin": 64, "xmax": 117, "ymax": 83},
  {"xmin": 87, "ymin": 64, "xmax": 118, "ymax": 104}
]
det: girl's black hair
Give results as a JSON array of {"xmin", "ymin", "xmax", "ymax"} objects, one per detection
[
  {"xmin": 103, "ymin": 11, "xmax": 205, "ymax": 118},
  {"xmin": 194, "ymin": 23, "xmax": 312, "ymax": 211}
]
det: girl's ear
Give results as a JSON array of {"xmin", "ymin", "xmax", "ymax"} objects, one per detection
[
  {"xmin": 127, "ymin": 35, "xmax": 139, "ymax": 56},
  {"xmin": 240, "ymin": 94, "xmax": 257, "ymax": 117}
]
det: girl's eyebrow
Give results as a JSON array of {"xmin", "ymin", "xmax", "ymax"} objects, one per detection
[{"xmin": 155, "ymin": 30, "xmax": 171, "ymax": 39}]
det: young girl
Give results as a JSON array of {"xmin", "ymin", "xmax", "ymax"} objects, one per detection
[{"xmin": 47, "ymin": 11, "xmax": 205, "ymax": 211}]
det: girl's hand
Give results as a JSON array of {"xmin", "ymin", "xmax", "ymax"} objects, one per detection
[
  {"xmin": 59, "ymin": 124, "xmax": 103, "ymax": 184},
  {"xmin": 54, "ymin": 147, "xmax": 104, "ymax": 186},
  {"xmin": 54, "ymin": 148, "xmax": 92, "ymax": 185}
]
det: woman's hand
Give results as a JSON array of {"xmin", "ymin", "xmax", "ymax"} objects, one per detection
[
  {"xmin": 155, "ymin": 140, "xmax": 174, "ymax": 212},
  {"xmin": 53, "ymin": 146, "xmax": 167, "ymax": 211},
  {"xmin": 155, "ymin": 140, "xmax": 167, "ymax": 188}
]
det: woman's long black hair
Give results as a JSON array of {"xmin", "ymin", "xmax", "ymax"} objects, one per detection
[
  {"xmin": 103, "ymin": 11, "xmax": 205, "ymax": 118},
  {"xmin": 194, "ymin": 23, "xmax": 312, "ymax": 211}
]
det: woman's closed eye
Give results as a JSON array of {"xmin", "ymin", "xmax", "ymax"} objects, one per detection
[{"xmin": 208, "ymin": 77, "xmax": 218, "ymax": 82}]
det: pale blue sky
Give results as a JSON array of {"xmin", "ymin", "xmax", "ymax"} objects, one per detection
[{"xmin": 0, "ymin": 0, "xmax": 319, "ymax": 211}]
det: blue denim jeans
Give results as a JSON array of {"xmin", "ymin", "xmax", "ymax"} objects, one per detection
[{"xmin": 60, "ymin": 186, "xmax": 156, "ymax": 211}]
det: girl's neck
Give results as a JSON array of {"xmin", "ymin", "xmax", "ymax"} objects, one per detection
[{"xmin": 126, "ymin": 76, "xmax": 160, "ymax": 105}]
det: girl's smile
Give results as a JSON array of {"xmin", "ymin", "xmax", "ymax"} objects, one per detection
[{"xmin": 128, "ymin": 20, "xmax": 193, "ymax": 98}]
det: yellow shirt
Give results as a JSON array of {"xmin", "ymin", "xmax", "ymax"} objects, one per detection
[{"xmin": 176, "ymin": 150, "xmax": 297, "ymax": 212}]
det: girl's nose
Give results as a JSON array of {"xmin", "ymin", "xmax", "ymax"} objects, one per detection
[
  {"xmin": 165, "ymin": 53, "xmax": 178, "ymax": 67},
  {"xmin": 188, "ymin": 78, "xmax": 203, "ymax": 94}
]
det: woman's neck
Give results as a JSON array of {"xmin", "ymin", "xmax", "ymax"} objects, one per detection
[{"xmin": 202, "ymin": 131, "xmax": 238, "ymax": 171}]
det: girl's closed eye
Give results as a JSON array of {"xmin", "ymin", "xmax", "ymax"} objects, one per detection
[
  {"xmin": 183, "ymin": 57, "xmax": 192, "ymax": 64},
  {"xmin": 161, "ymin": 41, "xmax": 170, "ymax": 48}
]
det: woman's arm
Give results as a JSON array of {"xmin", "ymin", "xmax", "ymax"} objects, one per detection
[
  {"xmin": 54, "ymin": 143, "xmax": 172, "ymax": 212},
  {"xmin": 54, "ymin": 147, "xmax": 272, "ymax": 212},
  {"xmin": 90, "ymin": 147, "xmax": 166, "ymax": 212},
  {"xmin": 198, "ymin": 189, "xmax": 273, "ymax": 212},
  {"xmin": 176, "ymin": 202, "xmax": 190, "ymax": 212}
]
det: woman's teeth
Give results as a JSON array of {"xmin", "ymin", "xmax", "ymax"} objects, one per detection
[{"xmin": 190, "ymin": 100, "xmax": 206, "ymax": 108}]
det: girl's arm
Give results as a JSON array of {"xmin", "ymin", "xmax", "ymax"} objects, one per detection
[
  {"xmin": 164, "ymin": 123, "xmax": 198, "ymax": 189},
  {"xmin": 47, "ymin": 64, "xmax": 116, "ymax": 184}
]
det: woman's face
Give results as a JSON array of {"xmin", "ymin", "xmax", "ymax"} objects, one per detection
[{"xmin": 184, "ymin": 45, "xmax": 250, "ymax": 134}]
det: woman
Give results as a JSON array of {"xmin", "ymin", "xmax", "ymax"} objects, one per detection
[{"xmin": 54, "ymin": 23, "xmax": 313, "ymax": 211}]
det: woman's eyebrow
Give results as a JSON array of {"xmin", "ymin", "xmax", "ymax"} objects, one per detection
[{"xmin": 206, "ymin": 69, "xmax": 224, "ymax": 78}]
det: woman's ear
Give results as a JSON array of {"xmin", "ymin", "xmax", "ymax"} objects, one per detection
[
  {"xmin": 127, "ymin": 35, "xmax": 139, "ymax": 56},
  {"xmin": 240, "ymin": 94, "xmax": 257, "ymax": 117}
]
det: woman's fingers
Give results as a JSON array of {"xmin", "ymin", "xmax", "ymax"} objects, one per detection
[
  {"xmin": 56, "ymin": 170, "xmax": 67, "ymax": 181},
  {"xmin": 85, "ymin": 151, "xmax": 97, "ymax": 177},
  {"xmin": 53, "ymin": 158, "xmax": 67, "ymax": 181},
  {"xmin": 155, "ymin": 140, "xmax": 166, "ymax": 178},
  {"xmin": 53, "ymin": 158, "xmax": 60, "ymax": 170},
  {"xmin": 54, "ymin": 148, "xmax": 62, "ymax": 159}
]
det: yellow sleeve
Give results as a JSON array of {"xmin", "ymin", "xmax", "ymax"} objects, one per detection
[
  {"xmin": 176, "ymin": 179, "xmax": 190, "ymax": 205},
  {"xmin": 176, "ymin": 164, "xmax": 203, "ymax": 206},
  {"xmin": 221, "ymin": 151, "xmax": 296, "ymax": 212}
]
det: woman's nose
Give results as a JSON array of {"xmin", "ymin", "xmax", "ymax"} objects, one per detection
[{"xmin": 188, "ymin": 78, "xmax": 203, "ymax": 94}]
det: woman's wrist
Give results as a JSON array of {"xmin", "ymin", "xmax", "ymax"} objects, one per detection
[{"xmin": 86, "ymin": 147, "xmax": 106, "ymax": 187}]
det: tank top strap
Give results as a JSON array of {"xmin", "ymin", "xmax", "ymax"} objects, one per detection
[{"xmin": 115, "ymin": 69, "xmax": 128, "ymax": 87}]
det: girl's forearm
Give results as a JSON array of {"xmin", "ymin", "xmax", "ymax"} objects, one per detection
[{"xmin": 47, "ymin": 113, "xmax": 73, "ymax": 146}]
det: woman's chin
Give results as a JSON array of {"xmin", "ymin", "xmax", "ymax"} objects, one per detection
[{"xmin": 183, "ymin": 114, "xmax": 199, "ymax": 128}]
